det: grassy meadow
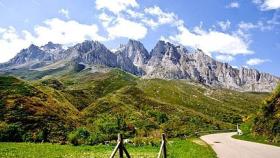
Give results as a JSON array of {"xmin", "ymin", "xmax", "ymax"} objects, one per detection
[{"xmin": 0, "ymin": 138, "xmax": 216, "ymax": 158}]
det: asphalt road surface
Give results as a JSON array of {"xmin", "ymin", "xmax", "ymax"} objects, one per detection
[{"xmin": 201, "ymin": 132, "xmax": 280, "ymax": 158}]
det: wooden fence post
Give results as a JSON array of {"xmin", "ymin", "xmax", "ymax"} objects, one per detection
[
  {"xmin": 162, "ymin": 133, "xmax": 167, "ymax": 158},
  {"xmin": 158, "ymin": 133, "xmax": 167, "ymax": 158},
  {"xmin": 110, "ymin": 133, "xmax": 131, "ymax": 158},
  {"xmin": 118, "ymin": 134, "xmax": 124, "ymax": 158}
]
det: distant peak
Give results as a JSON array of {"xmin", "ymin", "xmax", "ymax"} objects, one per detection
[
  {"xmin": 47, "ymin": 41, "xmax": 54, "ymax": 45},
  {"xmin": 156, "ymin": 40, "xmax": 166, "ymax": 45},
  {"xmin": 128, "ymin": 39, "xmax": 141, "ymax": 44},
  {"xmin": 73, "ymin": 40, "xmax": 107, "ymax": 53},
  {"xmin": 28, "ymin": 44, "xmax": 40, "ymax": 50},
  {"xmin": 80, "ymin": 40, "xmax": 103, "ymax": 46}
]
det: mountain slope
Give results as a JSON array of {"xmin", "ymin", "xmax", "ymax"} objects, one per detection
[
  {"xmin": 0, "ymin": 40, "xmax": 278, "ymax": 92},
  {"xmin": 0, "ymin": 68, "xmax": 269, "ymax": 142},
  {"xmin": 0, "ymin": 76, "xmax": 80, "ymax": 142}
]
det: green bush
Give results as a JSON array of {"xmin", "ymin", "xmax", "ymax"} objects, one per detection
[
  {"xmin": 0, "ymin": 123, "xmax": 24, "ymax": 142},
  {"xmin": 67, "ymin": 128, "xmax": 90, "ymax": 146},
  {"xmin": 87, "ymin": 133, "xmax": 106, "ymax": 145},
  {"xmin": 148, "ymin": 111, "xmax": 169, "ymax": 124}
]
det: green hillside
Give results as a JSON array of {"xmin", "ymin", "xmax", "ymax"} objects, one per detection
[
  {"xmin": 0, "ymin": 68, "xmax": 269, "ymax": 144},
  {"xmin": 0, "ymin": 76, "xmax": 80, "ymax": 143},
  {"xmin": 252, "ymin": 84, "xmax": 280, "ymax": 143}
]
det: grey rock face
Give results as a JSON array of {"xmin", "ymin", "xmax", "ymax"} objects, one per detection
[
  {"xmin": 40, "ymin": 42, "xmax": 64, "ymax": 60},
  {"xmin": 2, "ymin": 44, "xmax": 55, "ymax": 69},
  {"xmin": 0, "ymin": 40, "xmax": 278, "ymax": 92},
  {"xmin": 10, "ymin": 44, "xmax": 53, "ymax": 64},
  {"xmin": 144, "ymin": 42, "xmax": 279, "ymax": 92},
  {"xmin": 74, "ymin": 40, "xmax": 118, "ymax": 67},
  {"xmin": 116, "ymin": 39, "xmax": 150, "ymax": 68}
]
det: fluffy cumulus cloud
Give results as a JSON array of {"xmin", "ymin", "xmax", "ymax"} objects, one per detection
[
  {"xmin": 226, "ymin": 2, "xmax": 240, "ymax": 8},
  {"xmin": 33, "ymin": 18, "xmax": 105, "ymax": 45},
  {"xmin": 0, "ymin": 27, "xmax": 33, "ymax": 62},
  {"xmin": 253, "ymin": 0, "xmax": 280, "ymax": 10},
  {"xmin": 143, "ymin": 6, "xmax": 181, "ymax": 28},
  {"xmin": 0, "ymin": 18, "xmax": 105, "ymax": 63},
  {"xmin": 95, "ymin": 0, "xmax": 148, "ymax": 40},
  {"xmin": 167, "ymin": 24, "xmax": 253, "ymax": 56},
  {"xmin": 246, "ymin": 58, "xmax": 271, "ymax": 65},
  {"xmin": 106, "ymin": 17, "xmax": 147, "ymax": 40}
]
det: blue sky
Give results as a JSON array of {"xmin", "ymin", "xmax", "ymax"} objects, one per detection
[{"xmin": 0, "ymin": 0, "xmax": 279, "ymax": 76}]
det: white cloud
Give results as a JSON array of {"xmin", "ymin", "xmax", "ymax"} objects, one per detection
[
  {"xmin": 106, "ymin": 17, "xmax": 147, "ymax": 40},
  {"xmin": 95, "ymin": 0, "xmax": 148, "ymax": 40},
  {"xmin": 237, "ymin": 21, "xmax": 274, "ymax": 36},
  {"xmin": 217, "ymin": 20, "xmax": 231, "ymax": 31},
  {"xmin": 98, "ymin": 12, "xmax": 114, "ymax": 27},
  {"xmin": 59, "ymin": 8, "xmax": 70, "ymax": 19},
  {"xmin": 238, "ymin": 22, "xmax": 258, "ymax": 31},
  {"xmin": 143, "ymin": 6, "xmax": 181, "ymax": 28},
  {"xmin": 141, "ymin": 6, "xmax": 251, "ymax": 57},
  {"xmin": 167, "ymin": 25, "xmax": 253, "ymax": 56},
  {"xmin": 126, "ymin": 9, "xmax": 144, "ymax": 18},
  {"xmin": 141, "ymin": 18, "xmax": 158, "ymax": 29},
  {"xmin": 253, "ymin": 0, "xmax": 280, "ymax": 10},
  {"xmin": 33, "ymin": 18, "xmax": 105, "ymax": 45},
  {"xmin": 216, "ymin": 55, "xmax": 234, "ymax": 62},
  {"xmin": 95, "ymin": 0, "xmax": 139, "ymax": 14},
  {"xmin": 246, "ymin": 58, "xmax": 270, "ymax": 65},
  {"xmin": 0, "ymin": 18, "xmax": 105, "ymax": 63},
  {"xmin": 0, "ymin": 27, "xmax": 34, "ymax": 63},
  {"xmin": 226, "ymin": 2, "xmax": 240, "ymax": 8}
]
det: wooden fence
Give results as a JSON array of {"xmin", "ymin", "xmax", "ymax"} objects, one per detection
[
  {"xmin": 110, "ymin": 133, "xmax": 167, "ymax": 158},
  {"xmin": 110, "ymin": 134, "xmax": 131, "ymax": 158},
  {"xmin": 110, "ymin": 128, "xmax": 238, "ymax": 158}
]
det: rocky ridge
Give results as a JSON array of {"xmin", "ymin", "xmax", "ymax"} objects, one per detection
[{"xmin": 0, "ymin": 39, "xmax": 278, "ymax": 92}]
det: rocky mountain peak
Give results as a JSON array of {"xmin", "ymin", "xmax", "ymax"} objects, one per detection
[
  {"xmin": 72, "ymin": 40, "xmax": 106, "ymax": 53},
  {"xmin": 27, "ymin": 44, "xmax": 40, "ymax": 51},
  {"xmin": 148, "ymin": 40, "xmax": 182, "ymax": 65},
  {"xmin": 7, "ymin": 44, "xmax": 53, "ymax": 67},
  {"xmin": 116, "ymin": 39, "xmax": 150, "ymax": 67},
  {"xmin": 41, "ymin": 41, "xmax": 62, "ymax": 50}
]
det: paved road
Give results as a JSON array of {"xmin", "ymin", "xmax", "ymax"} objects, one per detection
[{"xmin": 201, "ymin": 132, "xmax": 280, "ymax": 158}]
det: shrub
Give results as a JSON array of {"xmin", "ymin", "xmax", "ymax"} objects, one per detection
[
  {"xmin": 148, "ymin": 111, "xmax": 169, "ymax": 124},
  {"xmin": 0, "ymin": 123, "xmax": 23, "ymax": 142},
  {"xmin": 67, "ymin": 128, "xmax": 90, "ymax": 146},
  {"xmin": 87, "ymin": 133, "xmax": 106, "ymax": 145}
]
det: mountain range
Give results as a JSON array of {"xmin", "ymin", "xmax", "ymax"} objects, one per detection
[{"xmin": 0, "ymin": 39, "xmax": 279, "ymax": 92}]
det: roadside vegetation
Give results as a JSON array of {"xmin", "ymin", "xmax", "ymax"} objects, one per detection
[{"xmin": 234, "ymin": 84, "xmax": 280, "ymax": 146}]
